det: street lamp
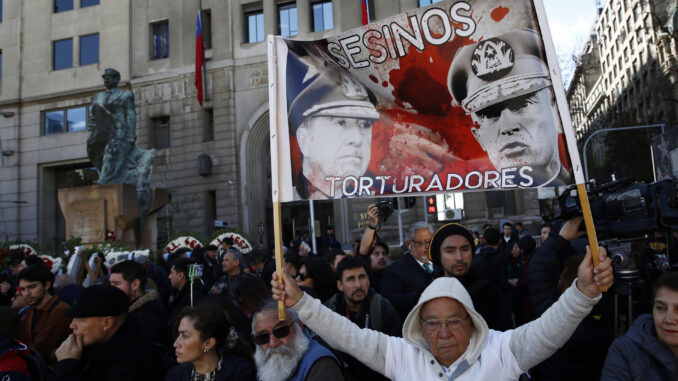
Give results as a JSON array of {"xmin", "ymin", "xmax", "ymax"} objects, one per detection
[{"xmin": 582, "ymin": 123, "xmax": 666, "ymax": 182}]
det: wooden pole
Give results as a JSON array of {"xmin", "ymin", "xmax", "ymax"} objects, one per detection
[
  {"xmin": 577, "ymin": 184, "xmax": 607, "ymax": 291},
  {"xmin": 268, "ymin": 35, "xmax": 286, "ymax": 321},
  {"xmin": 533, "ymin": 0, "xmax": 607, "ymax": 292}
]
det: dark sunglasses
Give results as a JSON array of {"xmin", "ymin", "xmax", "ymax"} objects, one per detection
[
  {"xmin": 254, "ymin": 320, "xmax": 296, "ymax": 345},
  {"xmin": 294, "ymin": 272, "xmax": 310, "ymax": 282}
]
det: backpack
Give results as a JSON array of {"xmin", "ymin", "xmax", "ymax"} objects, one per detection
[{"xmin": 0, "ymin": 336, "xmax": 53, "ymax": 381}]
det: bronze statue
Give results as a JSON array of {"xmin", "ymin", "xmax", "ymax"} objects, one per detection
[{"xmin": 87, "ymin": 68, "xmax": 156, "ymax": 232}]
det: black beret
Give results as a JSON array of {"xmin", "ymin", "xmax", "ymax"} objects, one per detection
[
  {"xmin": 66, "ymin": 285, "xmax": 129, "ymax": 318},
  {"xmin": 428, "ymin": 223, "xmax": 475, "ymax": 267}
]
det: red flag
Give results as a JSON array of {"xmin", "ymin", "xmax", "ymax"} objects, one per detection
[
  {"xmin": 195, "ymin": 10, "xmax": 205, "ymax": 105},
  {"xmin": 361, "ymin": 0, "xmax": 370, "ymax": 25}
]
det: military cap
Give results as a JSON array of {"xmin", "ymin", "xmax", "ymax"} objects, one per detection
[
  {"xmin": 428, "ymin": 223, "xmax": 476, "ymax": 267},
  {"xmin": 66, "ymin": 285, "xmax": 129, "ymax": 318},
  {"xmin": 288, "ymin": 66, "xmax": 379, "ymax": 135},
  {"xmin": 448, "ymin": 29, "xmax": 552, "ymax": 114}
]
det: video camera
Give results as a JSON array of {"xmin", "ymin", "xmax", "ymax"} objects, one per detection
[
  {"xmin": 553, "ymin": 178, "xmax": 678, "ymax": 240},
  {"xmin": 552, "ymin": 178, "xmax": 678, "ymax": 283}
]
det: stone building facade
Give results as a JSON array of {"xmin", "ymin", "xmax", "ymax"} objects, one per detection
[
  {"xmin": 0, "ymin": 0, "xmax": 545, "ymax": 252},
  {"xmin": 567, "ymin": 0, "xmax": 678, "ymax": 180}
]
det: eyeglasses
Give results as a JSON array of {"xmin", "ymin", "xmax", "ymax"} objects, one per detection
[
  {"xmin": 411, "ymin": 240, "xmax": 431, "ymax": 248},
  {"xmin": 295, "ymin": 272, "xmax": 310, "ymax": 282},
  {"xmin": 420, "ymin": 315, "xmax": 470, "ymax": 332},
  {"xmin": 254, "ymin": 320, "xmax": 296, "ymax": 345}
]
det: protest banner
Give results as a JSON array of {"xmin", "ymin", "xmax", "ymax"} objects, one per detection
[{"xmin": 269, "ymin": 0, "xmax": 605, "ymax": 305}]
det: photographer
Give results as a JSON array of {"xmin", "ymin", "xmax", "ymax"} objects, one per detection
[{"xmin": 601, "ymin": 272, "xmax": 678, "ymax": 380}]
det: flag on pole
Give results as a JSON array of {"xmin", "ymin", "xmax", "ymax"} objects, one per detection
[
  {"xmin": 361, "ymin": 0, "xmax": 370, "ymax": 25},
  {"xmin": 195, "ymin": 10, "xmax": 205, "ymax": 105}
]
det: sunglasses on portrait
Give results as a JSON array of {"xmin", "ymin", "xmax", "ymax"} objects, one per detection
[
  {"xmin": 254, "ymin": 319, "xmax": 297, "ymax": 345},
  {"xmin": 294, "ymin": 272, "xmax": 310, "ymax": 282}
]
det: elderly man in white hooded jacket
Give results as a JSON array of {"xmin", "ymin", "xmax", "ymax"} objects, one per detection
[{"xmin": 272, "ymin": 233, "xmax": 614, "ymax": 380}]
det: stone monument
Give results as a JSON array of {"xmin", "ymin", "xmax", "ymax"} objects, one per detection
[{"xmin": 58, "ymin": 68, "xmax": 165, "ymax": 248}]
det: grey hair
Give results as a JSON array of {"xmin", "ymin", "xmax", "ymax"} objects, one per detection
[
  {"xmin": 251, "ymin": 298, "xmax": 299, "ymax": 333},
  {"xmin": 408, "ymin": 222, "xmax": 434, "ymax": 240},
  {"xmin": 226, "ymin": 248, "xmax": 246, "ymax": 270}
]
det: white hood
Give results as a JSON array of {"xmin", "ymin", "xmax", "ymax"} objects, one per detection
[{"xmin": 402, "ymin": 277, "xmax": 489, "ymax": 365}]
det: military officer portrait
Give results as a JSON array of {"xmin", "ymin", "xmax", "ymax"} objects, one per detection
[
  {"xmin": 448, "ymin": 28, "xmax": 571, "ymax": 187},
  {"xmin": 288, "ymin": 66, "xmax": 380, "ymax": 199}
]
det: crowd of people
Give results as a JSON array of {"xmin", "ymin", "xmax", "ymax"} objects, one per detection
[{"xmin": 0, "ymin": 204, "xmax": 676, "ymax": 380}]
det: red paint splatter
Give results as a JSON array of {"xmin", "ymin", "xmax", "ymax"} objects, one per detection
[
  {"xmin": 491, "ymin": 6, "xmax": 509, "ymax": 22},
  {"xmin": 368, "ymin": 74, "xmax": 379, "ymax": 83},
  {"xmin": 381, "ymin": 81, "xmax": 388, "ymax": 87}
]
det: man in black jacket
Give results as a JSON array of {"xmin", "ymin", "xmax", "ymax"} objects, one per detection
[
  {"xmin": 167, "ymin": 258, "xmax": 204, "ymax": 327},
  {"xmin": 109, "ymin": 260, "xmax": 167, "ymax": 346},
  {"xmin": 526, "ymin": 217, "xmax": 585, "ymax": 320},
  {"xmin": 429, "ymin": 223, "xmax": 514, "ymax": 330},
  {"xmin": 380, "ymin": 222, "xmax": 441, "ymax": 320},
  {"xmin": 472, "ymin": 227, "xmax": 503, "ymax": 287},
  {"xmin": 54, "ymin": 285, "xmax": 165, "ymax": 381},
  {"xmin": 325, "ymin": 256, "xmax": 401, "ymax": 381}
]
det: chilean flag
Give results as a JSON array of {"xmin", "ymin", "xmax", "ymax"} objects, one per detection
[
  {"xmin": 361, "ymin": 0, "xmax": 370, "ymax": 25},
  {"xmin": 195, "ymin": 10, "xmax": 205, "ymax": 105}
]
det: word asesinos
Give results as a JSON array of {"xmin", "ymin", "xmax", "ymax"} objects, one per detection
[
  {"xmin": 329, "ymin": 2, "xmax": 476, "ymax": 69},
  {"xmin": 325, "ymin": 167, "xmax": 534, "ymax": 198}
]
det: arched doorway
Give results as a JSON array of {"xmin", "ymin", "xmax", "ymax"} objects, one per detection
[{"xmin": 241, "ymin": 110, "xmax": 273, "ymax": 247}]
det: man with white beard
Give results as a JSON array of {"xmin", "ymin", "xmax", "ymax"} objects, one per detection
[{"xmin": 252, "ymin": 299, "xmax": 344, "ymax": 381}]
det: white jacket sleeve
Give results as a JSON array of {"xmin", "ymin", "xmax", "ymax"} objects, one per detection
[
  {"xmin": 291, "ymin": 293, "xmax": 390, "ymax": 375},
  {"xmin": 509, "ymin": 279, "xmax": 601, "ymax": 371}
]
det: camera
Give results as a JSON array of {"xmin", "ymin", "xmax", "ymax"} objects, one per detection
[
  {"xmin": 375, "ymin": 198, "xmax": 394, "ymax": 225},
  {"xmin": 553, "ymin": 178, "xmax": 678, "ymax": 240},
  {"xmin": 552, "ymin": 178, "xmax": 678, "ymax": 283}
]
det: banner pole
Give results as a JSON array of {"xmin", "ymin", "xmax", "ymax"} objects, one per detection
[
  {"xmin": 534, "ymin": 0, "xmax": 606, "ymax": 291},
  {"xmin": 268, "ymin": 35, "xmax": 287, "ymax": 320}
]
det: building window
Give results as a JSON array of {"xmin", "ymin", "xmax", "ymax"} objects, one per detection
[
  {"xmin": 0, "ymin": 0, "xmax": 3, "ymax": 22},
  {"xmin": 44, "ymin": 106, "xmax": 87, "ymax": 135},
  {"xmin": 152, "ymin": 116, "xmax": 170, "ymax": 149},
  {"xmin": 419, "ymin": 0, "xmax": 443, "ymax": 6},
  {"xmin": 81, "ymin": 0, "xmax": 99, "ymax": 7},
  {"xmin": 202, "ymin": 108, "xmax": 214, "ymax": 142},
  {"xmin": 55, "ymin": 0, "xmax": 73, "ymax": 13},
  {"xmin": 80, "ymin": 33, "xmax": 99, "ymax": 66},
  {"xmin": 279, "ymin": 3, "xmax": 298, "ymax": 37},
  {"xmin": 151, "ymin": 21, "xmax": 169, "ymax": 60},
  {"xmin": 53, "ymin": 38, "xmax": 73, "ymax": 70},
  {"xmin": 246, "ymin": 10, "xmax": 264, "ymax": 43},
  {"xmin": 312, "ymin": 1, "xmax": 333, "ymax": 32},
  {"xmin": 202, "ymin": 9, "xmax": 212, "ymax": 49},
  {"xmin": 0, "ymin": 51, "xmax": 2, "ymax": 79}
]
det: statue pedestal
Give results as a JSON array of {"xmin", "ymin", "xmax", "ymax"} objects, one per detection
[{"xmin": 58, "ymin": 184, "xmax": 168, "ymax": 249}]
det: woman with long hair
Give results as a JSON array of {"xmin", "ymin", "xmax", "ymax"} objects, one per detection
[{"xmin": 166, "ymin": 304, "xmax": 256, "ymax": 381}]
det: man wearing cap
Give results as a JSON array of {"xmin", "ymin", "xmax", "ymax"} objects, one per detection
[
  {"xmin": 272, "ymin": 237, "xmax": 614, "ymax": 380},
  {"xmin": 429, "ymin": 223, "xmax": 513, "ymax": 330},
  {"xmin": 54, "ymin": 285, "xmax": 165, "ymax": 381},
  {"xmin": 288, "ymin": 66, "xmax": 380, "ymax": 199},
  {"xmin": 448, "ymin": 29, "xmax": 570, "ymax": 187}
]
